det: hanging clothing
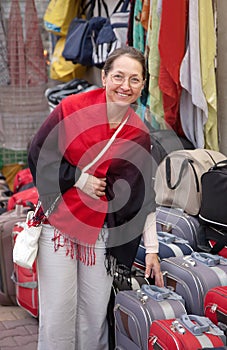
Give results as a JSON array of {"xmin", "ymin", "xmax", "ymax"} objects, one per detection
[
  {"xmin": 199, "ymin": 0, "xmax": 219, "ymax": 150},
  {"xmin": 147, "ymin": 0, "xmax": 164, "ymax": 126},
  {"xmin": 158, "ymin": 0, "xmax": 188, "ymax": 135},
  {"xmin": 179, "ymin": 0, "xmax": 208, "ymax": 148}
]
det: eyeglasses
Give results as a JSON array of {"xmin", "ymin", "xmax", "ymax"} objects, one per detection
[{"xmin": 110, "ymin": 74, "xmax": 144, "ymax": 88}]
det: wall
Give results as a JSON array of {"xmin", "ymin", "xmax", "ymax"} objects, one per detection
[{"xmin": 217, "ymin": 0, "xmax": 227, "ymax": 155}]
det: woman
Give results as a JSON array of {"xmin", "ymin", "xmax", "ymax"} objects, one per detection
[{"xmin": 28, "ymin": 46, "xmax": 164, "ymax": 350}]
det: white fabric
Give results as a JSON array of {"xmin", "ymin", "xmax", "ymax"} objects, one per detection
[
  {"xmin": 179, "ymin": 0, "xmax": 208, "ymax": 148},
  {"xmin": 143, "ymin": 211, "xmax": 159, "ymax": 254},
  {"xmin": 75, "ymin": 172, "xmax": 89, "ymax": 190},
  {"xmin": 37, "ymin": 224, "xmax": 113, "ymax": 350},
  {"xmin": 13, "ymin": 211, "xmax": 42, "ymax": 269}
]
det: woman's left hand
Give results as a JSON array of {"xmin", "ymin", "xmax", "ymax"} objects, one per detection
[{"xmin": 145, "ymin": 253, "xmax": 164, "ymax": 287}]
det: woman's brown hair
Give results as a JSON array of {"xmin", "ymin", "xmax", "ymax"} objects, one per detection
[{"xmin": 103, "ymin": 46, "xmax": 146, "ymax": 80}]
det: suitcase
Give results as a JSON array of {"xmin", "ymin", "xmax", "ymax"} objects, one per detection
[
  {"xmin": 114, "ymin": 285, "xmax": 186, "ymax": 350},
  {"xmin": 156, "ymin": 206, "xmax": 201, "ymax": 250},
  {"xmin": 0, "ymin": 205, "xmax": 28, "ymax": 305},
  {"xmin": 161, "ymin": 252, "xmax": 227, "ymax": 315},
  {"xmin": 134, "ymin": 232, "xmax": 194, "ymax": 271},
  {"xmin": 149, "ymin": 313, "xmax": 226, "ymax": 350},
  {"xmin": 204, "ymin": 286, "xmax": 227, "ymax": 326},
  {"xmin": 11, "ymin": 221, "xmax": 39, "ymax": 318},
  {"xmin": 108, "ymin": 267, "xmax": 151, "ymax": 350}
]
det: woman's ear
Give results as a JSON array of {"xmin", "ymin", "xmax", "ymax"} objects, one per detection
[{"xmin": 101, "ymin": 69, "xmax": 106, "ymax": 88}]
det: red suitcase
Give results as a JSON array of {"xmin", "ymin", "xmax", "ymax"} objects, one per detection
[
  {"xmin": 204, "ymin": 286, "xmax": 227, "ymax": 326},
  {"xmin": 149, "ymin": 314, "xmax": 226, "ymax": 350},
  {"xmin": 12, "ymin": 221, "xmax": 39, "ymax": 318}
]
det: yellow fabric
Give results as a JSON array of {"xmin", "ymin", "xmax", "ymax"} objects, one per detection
[
  {"xmin": 147, "ymin": 0, "xmax": 165, "ymax": 127},
  {"xmin": 50, "ymin": 37, "xmax": 87, "ymax": 82},
  {"xmin": 199, "ymin": 0, "xmax": 219, "ymax": 150},
  {"xmin": 2, "ymin": 163, "xmax": 23, "ymax": 191},
  {"xmin": 44, "ymin": 0, "xmax": 82, "ymax": 36}
]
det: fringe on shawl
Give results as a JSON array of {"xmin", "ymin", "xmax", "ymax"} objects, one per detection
[{"xmin": 52, "ymin": 228, "xmax": 97, "ymax": 266}]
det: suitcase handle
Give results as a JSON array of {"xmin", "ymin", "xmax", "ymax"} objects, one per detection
[
  {"xmin": 157, "ymin": 231, "xmax": 189, "ymax": 244},
  {"xmin": 180, "ymin": 314, "xmax": 225, "ymax": 339},
  {"xmin": 179, "ymin": 314, "xmax": 210, "ymax": 335},
  {"xmin": 191, "ymin": 252, "xmax": 220, "ymax": 266},
  {"xmin": 141, "ymin": 284, "xmax": 184, "ymax": 302}
]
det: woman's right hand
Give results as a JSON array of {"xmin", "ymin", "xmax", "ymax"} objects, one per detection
[{"xmin": 80, "ymin": 174, "xmax": 106, "ymax": 199}]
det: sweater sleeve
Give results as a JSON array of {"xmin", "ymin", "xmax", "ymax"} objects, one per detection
[
  {"xmin": 28, "ymin": 103, "xmax": 81, "ymax": 210},
  {"xmin": 143, "ymin": 211, "xmax": 159, "ymax": 254}
]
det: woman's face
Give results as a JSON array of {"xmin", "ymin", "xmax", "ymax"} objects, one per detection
[{"xmin": 102, "ymin": 55, "xmax": 144, "ymax": 106}]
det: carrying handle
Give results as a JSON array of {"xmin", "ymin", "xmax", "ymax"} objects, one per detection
[
  {"xmin": 165, "ymin": 157, "xmax": 199, "ymax": 192},
  {"xmin": 190, "ymin": 252, "xmax": 220, "ymax": 266},
  {"xmin": 211, "ymin": 159, "xmax": 227, "ymax": 170},
  {"xmin": 157, "ymin": 231, "xmax": 189, "ymax": 244},
  {"xmin": 81, "ymin": 0, "xmax": 109, "ymax": 19},
  {"xmin": 112, "ymin": 0, "xmax": 130, "ymax": 14},
  {"xmin": 11, "ymin": 272, "xmax": 38, "ymax": 289},
  {"xmin": 179, "ymin": 314, "xmax": 210, "ymax": 335},
  {"xmin": 141, "ymin": 284, "xmax": 184, "ymax": 302}
]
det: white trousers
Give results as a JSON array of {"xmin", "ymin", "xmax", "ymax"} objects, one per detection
[{"xmin": 37, "ymin": 224, "xmax": 113, "ymax": 350}]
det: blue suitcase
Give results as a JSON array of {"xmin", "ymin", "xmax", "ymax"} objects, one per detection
[
  {"xmin": 161, "ymin": 252, "xmax": 227, "ymax": 315},
  {"xmin": 134, "ymin": 231, "xmax": 194, "ymax": 271},
  {"xmin": 156, "ymin": 206, "xmax": 200, "ymax": 250}
]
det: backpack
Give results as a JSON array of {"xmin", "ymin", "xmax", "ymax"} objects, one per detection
[
  {"xmin": 197, "ymin": 160, "xmax": 227, "ymax": 256},
  {"xmin": 62, "ymin": 0, "xmax": 109, "ymax": 67},
  {"xmin": 154, "ymin": 149, "xmax": 227, "ymax": 216}
]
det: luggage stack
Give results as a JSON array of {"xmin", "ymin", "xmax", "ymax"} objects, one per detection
[{"xmin": 115, "ymin": 148, "xmax": 227, "ymax": 349}]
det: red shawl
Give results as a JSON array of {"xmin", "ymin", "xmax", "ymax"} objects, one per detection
[{"xmin": 29, "ymin": 88, "xmax": 155, "ymax": 250}]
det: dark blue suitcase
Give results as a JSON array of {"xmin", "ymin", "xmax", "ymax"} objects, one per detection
[{"xmin": 134, "ymin": 231, "xmax": 194, "ymax": 271}]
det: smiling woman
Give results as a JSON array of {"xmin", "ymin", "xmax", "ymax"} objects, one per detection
[{"xmin": 27, "ymin": 46, "xmax": 163, "ymax": 350}]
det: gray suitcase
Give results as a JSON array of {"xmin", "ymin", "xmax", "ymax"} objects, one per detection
[
  {"xmin": 114, "ymin": 285, "xmax": 186, "ymax": 350},
  {"xmin": 161, "ymin": 252, "xmax": 227, "ymax": 316},
  {"xmin": 156, "ymin": 206, "xmax": 201, "ymax": 250}
]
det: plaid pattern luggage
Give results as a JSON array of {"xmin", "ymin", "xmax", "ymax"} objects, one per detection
[
  {"xmin": 156, "ymin": 206, "xmax": 200, "ymax": 250},
  {"xmin": 204, "ymin": 286, "xmax": 227, "ymax": 326},
  {"xmin": 114, "ymin": 285, "xmax": 186, "ymax": 350},
  {"xmin": 149, "ymin": 314, "xmax": 226, "ymax": 350},
  {"xmin": 134, "ymin": 232, "xmax": 193, "ymax": 271},
  {"xmin": 12, "ymin": 221, "xmax": 38, "ymax": 317},
  {"xmin": 161, "ymin": 252, "xmax": 227, "ymax": 315}
]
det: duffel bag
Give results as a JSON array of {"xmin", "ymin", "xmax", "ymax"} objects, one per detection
[
  {"xmin": 154, "ymin": 149, "xmax": 226, "ymax": 216},
  {"xmin": 199, "ymin": 160, "xmax": 227, "ymax": 227}
]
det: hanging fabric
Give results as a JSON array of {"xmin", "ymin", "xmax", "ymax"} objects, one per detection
[
  {"xmin": 7, "ymin": 0, "xmax": 26, "ymax": 87},
  {"xmin": 147, "ymin": 0, "xmax": 164, "ymax": 127},
  {"xmin": 43, "ymin": 0, "xmax": 82, "ymax": 37},
  {"xmin": 199, "ymin": 0, "xmax": 219, "ymax": 151},
  {"xmin": 179, "ymin": 0, "xmax": 208, "ymax": 148},
  {"xmin": 158, "ymin": 0, "xmax": 188, "ymax": 136},
  {"xmin": 24, "ymin": 0, "xmax": 47, "ymax": 86},
  {"xmin": 0, "ymin": 6, "xmax": 10, "ymax": 85}
]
